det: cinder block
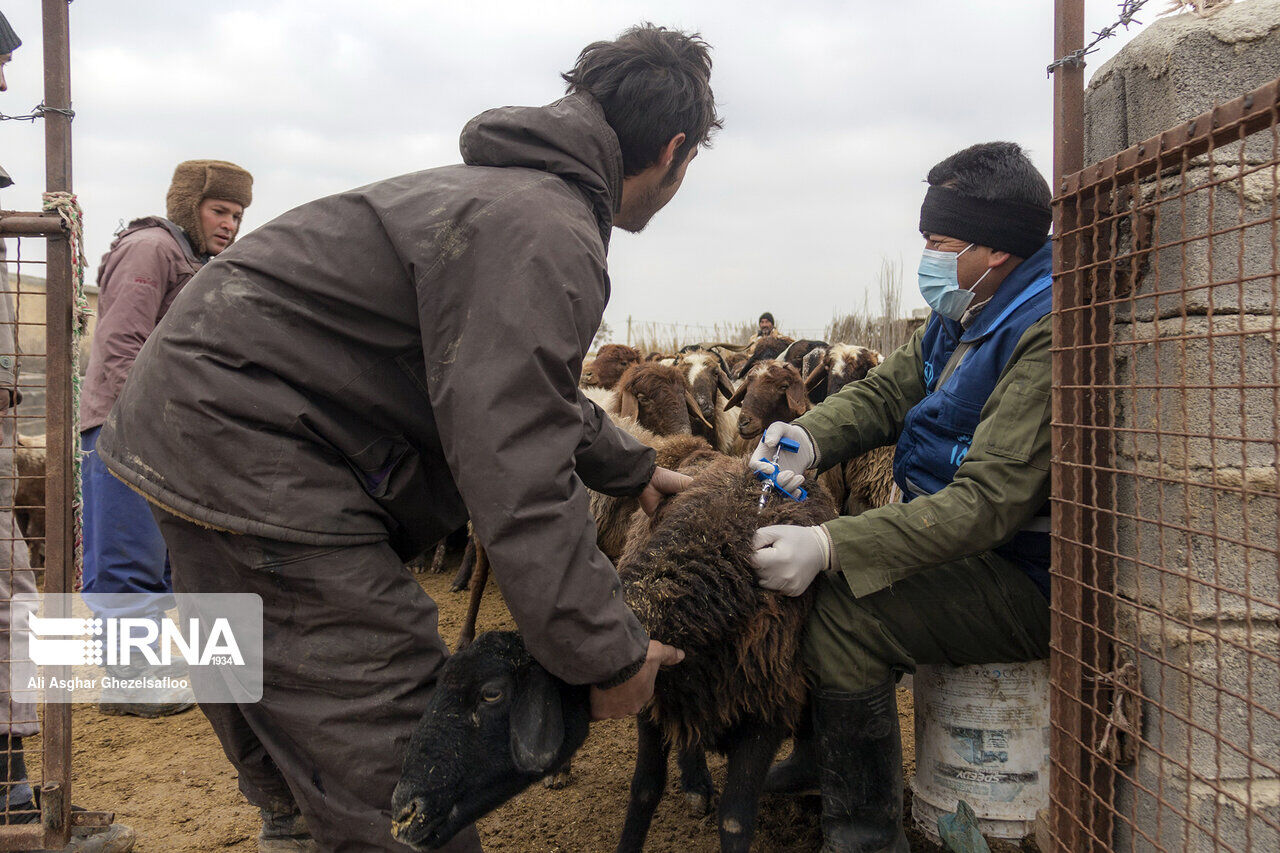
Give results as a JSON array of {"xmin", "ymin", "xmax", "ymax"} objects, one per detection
[
  {"xmin": 1111, "ymin": 465, "xmax": 1280, "ymax": 621},
  {"xmin": 1111, "ymin": 616, "xmax": 1280, "ymax": 782},
  {"xmin": 1106, "ymin": 164, "xmax": 1280, "ymax": 324},
  {"xmin": 1111, "ymin": 316, "xmax": 1280, "ymax": 471},
  {"xmin": 1085, "ymin": 0, "xmax": 1280, "ymax": 164},
  {"xmin": 1114, "ymin": 759, "xmax": 1280, "ymax": 852}
]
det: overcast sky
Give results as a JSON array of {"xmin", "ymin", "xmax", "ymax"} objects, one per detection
[{"xmin": 1, "ymin": 1, "xmax": 1154, "ymax": 339}]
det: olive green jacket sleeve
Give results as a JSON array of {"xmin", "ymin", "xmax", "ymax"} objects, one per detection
[
  {"xmin": 794, "ymin": 325, "xmax": 929, "ymax": 470},
  {"xmin": 808, "ymin": 315, "xmax": 1054, "ymax": 598}
]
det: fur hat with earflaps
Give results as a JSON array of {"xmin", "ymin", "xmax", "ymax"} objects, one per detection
[{"xmin": 165, "ymin": 159, "xmax": 253, "ymax": 255}]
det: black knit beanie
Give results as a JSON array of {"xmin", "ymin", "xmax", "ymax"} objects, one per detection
[
  {"xmin": 919, "ymin": 185, "xmax": 1051, "ymax": 260},
  {"xmin": 0, "ymin": 13, "xmax": 21, "ymax": 57}
]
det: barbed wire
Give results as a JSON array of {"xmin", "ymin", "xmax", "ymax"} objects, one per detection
[
  {"xmin": 0, "ymin": 103, "xmax": 76, "ymax": 122},
  {"xmin": 1046, "ymin": 0, "xmax": 1151, "ymax": 77}
]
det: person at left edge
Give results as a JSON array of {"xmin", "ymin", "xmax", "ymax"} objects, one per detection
[{"xmin": 1, "ymin": 11, "xmax": 139, "ymax": 851}]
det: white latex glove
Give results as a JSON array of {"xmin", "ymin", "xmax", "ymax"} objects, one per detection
[
  {"xmin": 750, "ymin": 524, "xmax": 832, "ymax": 596},
  {"xmin": 748, "ymin": 422, "xmax": 815, "ymax": 494}
]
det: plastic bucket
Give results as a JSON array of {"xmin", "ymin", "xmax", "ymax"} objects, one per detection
[{"xmin": 910, "ymin": 660, "xmax": 1050, "ymax": 842}]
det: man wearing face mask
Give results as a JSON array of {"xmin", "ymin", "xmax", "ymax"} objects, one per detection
[{"xmin": 748, "ymin": 142, "xmax": 1053, "ymax": 851}]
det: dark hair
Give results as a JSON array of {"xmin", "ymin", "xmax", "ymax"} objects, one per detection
[
  {"xmin": 758, "ymin": 312, "xmax": 775, "ymax": 324},
  {"xmin": 563, "ymin": 23, "xmax": 721, "ymax": 177},
  {"xmin": 926, "ymin": 142, "xmax": 1051, "ymax": 210}
]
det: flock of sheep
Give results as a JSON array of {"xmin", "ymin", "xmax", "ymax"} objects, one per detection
[{"xmin": 394, "ymin": 333, "xmax": 902, "ymax": 852}]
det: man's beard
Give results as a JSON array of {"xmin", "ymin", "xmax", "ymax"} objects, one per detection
[
  {"xmin": 618, "ymin": 183, "xmax": 662, "ymax": 234},
  {"xmin": 616, "ymin": 160, "xmax": 682, "ymax": 234}
]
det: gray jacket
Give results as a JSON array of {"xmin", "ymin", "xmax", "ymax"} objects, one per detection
[{"xmin": 98, "ymin": 94, "xmax": 654, "ymax": 685}]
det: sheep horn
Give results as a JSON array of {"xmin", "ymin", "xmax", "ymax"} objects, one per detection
[
  {"xmin": 686, "ymin": 389, "xmax": 715, "ymax": 432},
  {"xmin": 716, "ymin": 367, "xmax": 736, "ymax": 401},
  {"xmin": 804, "ymin": 362, "xmax": 829, "ymax": 394},
  {"xmin": 723, "ymin": 377, "xmax": 750, "ymax": 411}
]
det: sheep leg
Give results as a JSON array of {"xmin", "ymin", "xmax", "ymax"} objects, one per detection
[
  {"xmin": 455, "ymin": 543, "xmax": 489, "ymax": 652},
  {"xmin": 676, "ymin": 744, "xmax": 715, "ymax": 816},
  {"xmin": 428, "ymin": 539, "xmax": 448, "ymax": 573},
  {"xmin": 717, "ymin": 723, "xmax": 787, "ymax": 853},
  {"xmin": 615, "ymin": 716, "xmax": 669, "ymax": 853},
  {"xmin": 449, "ymin": 536, "xmax": 477, "ymax": 591},
  {"xmin": 542, "ymin": 756, "xmax": 573, "ymax": 789}
]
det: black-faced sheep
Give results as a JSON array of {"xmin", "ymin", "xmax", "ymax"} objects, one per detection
[
  {"xmin": 477, "ymin": 384, "xmax": 719, "ymax": 801},
  {"xmin": 391, "ymin": 631, "xmax": 590, "ymax": 850},
  {"xmin": 776, "ymin": 338, "xmax": 829, "ymax": 373},
  {"xmin": 733, "ymin": 333, "xmax": 795, "ymax": 379},
  {"xmin": 582, "ymin": 344, "xmax": 642, "ymax": 390},
  {"xmin": 392, "ymin": 458, "xmax": 836, "ymax": 853}
]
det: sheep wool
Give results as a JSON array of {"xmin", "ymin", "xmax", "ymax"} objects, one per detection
[
  {"xmin": 165, "ymin": 159, "xmax": 253, "ymax": 255},
  {"xmin": 616, "ymin": 457, "xmax": 837, "ymax": 751}
]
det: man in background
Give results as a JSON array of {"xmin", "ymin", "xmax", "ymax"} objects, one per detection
[
  {"xmin": 757, "ymin": 311, "xmax": 775, "ymax": 336},
  {"xmin": 79, "ymin": 159, "xmax": 252, "ymax": 717}
]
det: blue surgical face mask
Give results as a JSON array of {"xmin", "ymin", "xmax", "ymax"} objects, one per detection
[{"xmin": 918, "ymin": 243, "xmax": 990, "ymax": 321}]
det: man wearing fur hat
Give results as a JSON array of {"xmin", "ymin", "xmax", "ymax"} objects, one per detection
[{"xmin": 79, "ymin": 159, "xmax": 252, "ymax": 718}]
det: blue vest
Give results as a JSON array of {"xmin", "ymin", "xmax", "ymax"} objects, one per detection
[{"xmin": 894, "ymin": 241, "xmax": 1053, "ymax": 594}]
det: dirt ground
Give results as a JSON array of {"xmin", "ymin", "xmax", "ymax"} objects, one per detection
[{"xmin": 55, "ymin": 552, "xmax": 952, "ymax": 853}]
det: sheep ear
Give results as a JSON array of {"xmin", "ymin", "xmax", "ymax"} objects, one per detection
[
  {"xmin": 723, "ymin": 378, "xmax": 749, "ymax": 411},
  {"xmin": 509, "ymin": 665, "xmax": 565, "ymax": 775},
  {"xmin": 618, "ymin": 390, "xmax": 639, "ymax": 421},
  {"xmin": 716, "ymin": 368, "xmax": 736, "ymax": 401},
  {"xmin": 804, "ymin": 362, "xmax": 828, "ymax": 394},
  {"xmin": 786, "ymin": 380, "xmax": 809, "ymax": 419},
  {"xmin": 686, "ymin": 390, "xmax": 714, "ymax": 432}
]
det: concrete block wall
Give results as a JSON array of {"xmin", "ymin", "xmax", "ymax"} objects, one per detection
[{"xmin": 1079, "ymin": 2, "xmax": 1280, "ymax": 849}]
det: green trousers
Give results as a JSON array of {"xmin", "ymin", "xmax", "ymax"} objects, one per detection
[{"xmin": 802, "ymin": 552, "xmax": 1051, "ymax": 692}]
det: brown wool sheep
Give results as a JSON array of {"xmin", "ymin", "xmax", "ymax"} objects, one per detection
[
  {"xmin": 727, "ymin": 352, "xmax": 897, "ymax": 519},
  {"xmin": 613, "ymin": 362, "xmax": 711, "ymax": 437},
  {"xmin": 613, "ymin": 457, "xmax": 836, "ymax": 850},
  {"xmin": 392, "ymin": 460, "xmax": 835, "ymax": 853},
  {"xmin": 723, "ymin": 361, "xmax": 808, "ymax": 442},
  {"xmin": 588, "ymin": 419, "xmax": 714, "ymax": 561},
  {"xmin": 581, "ymin": 344, "xmax": 641, "ymax": 390}
]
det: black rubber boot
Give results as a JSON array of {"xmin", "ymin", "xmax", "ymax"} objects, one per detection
[
  {"xmin": 816, "ymin": 682, "xmax": 910, "ymax": 853},
  {"xmin": 258, "ymin": 805, "xmax": 318, "ymax": 852}
]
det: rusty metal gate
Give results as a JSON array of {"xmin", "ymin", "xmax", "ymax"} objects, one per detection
[
  {"xmin": 0, "ymin": 0, "xmax": 87, "ymax": 848},
  {"xmin": 1048, "ymin": 32, "xmax": 1280, "ymax": 853}
]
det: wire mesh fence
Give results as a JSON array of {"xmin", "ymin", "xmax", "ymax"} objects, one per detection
[
  {"xmin": 0, "ymin": 235, "xmax": 54, "ymax": 847},
  {"xmin": 1049, "ymin": 77, "xmax": 1280, "ymax": 851}
]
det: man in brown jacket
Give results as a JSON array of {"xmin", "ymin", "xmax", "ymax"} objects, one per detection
[
  {"xmin": 98, "ymin": 24, "xmax": 718, "ymax": 853},
  {"xmin": 80, "ymin": 159, "xmax": 251, "ymax": 718}
]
